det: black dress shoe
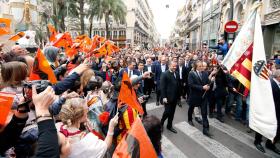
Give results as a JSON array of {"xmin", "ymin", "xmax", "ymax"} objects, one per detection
[
  {"xmin": 188, "ymin": 121, "xmax": 195, "ymax": 126},
  {"xmin": 265, "ymin": 141, "xmax": 280, "ymax": 155},
  {"xmin": 203, "ymin": 131, "xmax": 213, "ymax": 138},
  {"xmin": 217, "ymin": 117, "xmax": 224, "ymax": 123},
  {"xmin": 156, "ymin": 102, "xmax": 159, "ymax": 106},
  {"xmin": 209, "ymin": 113, "xmax": 214, "ymax": 118},
  {"xmin": 195, "ymin": 117, "xmax": 202, "ymax": 124},
  {"xmin": 167, "ymin": 127, "xmax": 177, "ymax": 133},
  {"xmin": 254, "ymin": 143, "xmax": 265, "ymax": 153}
]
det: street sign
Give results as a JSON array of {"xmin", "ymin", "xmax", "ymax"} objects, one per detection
[{"xmin": 224, "ymin": 21, "xmax": 239, "ymax": 33}]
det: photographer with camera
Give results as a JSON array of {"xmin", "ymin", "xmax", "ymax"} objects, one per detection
[{"xmin": 209, "ymin": 37, "xmax": 229, "ymax": 59}]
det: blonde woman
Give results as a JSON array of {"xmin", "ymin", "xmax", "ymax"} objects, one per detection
[{"xmin": 57, "ymin": 98, "xmax": 118, "ymax": 158}]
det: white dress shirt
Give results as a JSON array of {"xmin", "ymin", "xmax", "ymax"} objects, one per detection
[
  {"xmin": 179, "ymin": 66, "xmax": 183, "ymax": 79},
  {"xmin": 161, "ymin": 64, "xmax": 166, "ymax": 72}
]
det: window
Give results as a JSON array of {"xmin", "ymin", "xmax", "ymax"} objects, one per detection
[{"xmin": 101, "ymin": 31, "xmax": 105, "ymax": 36}]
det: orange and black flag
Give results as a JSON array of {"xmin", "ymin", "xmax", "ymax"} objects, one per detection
[
  {"xmin": 29, "ymin": 49, "xmax": 57, "ymax": 84},
  {"xmin": 93, "ymin": 42, "xmax": 108, "ymax": 58},
  {"xmin": 66, "ymin": 43, "xmax": 81, "ymax": 58},
  {"xmin": 0, "ymin": 18, "xmax": 11, "ymax": 36},
  {"xmin": 0, "ymin": 92, "xmax": 15, "ymax": 126},
  {"xmin": 105, "ymin": 41, "xmax": 120, "ymax": 55},
  {"xmin": 113, "ymin": 117, "xmax": 158, "ymax": 158},
  {"xmin": 75, "ymin": 35, "xmax": 92, "ymax": 53},
  {"xmin": 118, "ymin": 72, "xmax": 144, "ymax": 115},
  {"xmin": 9, "ymin": 32, "xmax": 25, "ymax": 41},
  {"xmin": 47, "ymin": 24, "xmax": 57, "ymax": 42},
  {"xmin": 90, "ymin": 35, "xmax": 106, "ymax": 52},
  {"xmin": 52, "ymin": 32, "xmax": 73, "ymax": 54}
]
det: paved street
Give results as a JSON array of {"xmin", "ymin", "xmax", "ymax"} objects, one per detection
[{"xmin": 146, "ymin": 95, "xmax": 280, "ymax": 158}]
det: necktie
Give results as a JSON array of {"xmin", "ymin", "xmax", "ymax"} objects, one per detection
[{"xmin": 174, "ymin": 73, "xmax": 176, "ymax": 79}]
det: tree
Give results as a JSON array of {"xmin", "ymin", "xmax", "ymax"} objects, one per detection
[
  {"xmin": 96, "ymin": 0, "xmax": 127, "ymax": 39},
  {"xmin": 87, "ymin": 0, "xmax": 101, "ymax": 37}
]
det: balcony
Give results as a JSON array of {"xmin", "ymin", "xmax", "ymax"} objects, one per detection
[{"xmin": 112, "ymin": 35, "xmax": 126, "ymax": 41}]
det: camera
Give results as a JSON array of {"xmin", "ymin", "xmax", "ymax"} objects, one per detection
[{"xmin": 23, "ymin": 80, "xmax": 52, "ymax": 94}]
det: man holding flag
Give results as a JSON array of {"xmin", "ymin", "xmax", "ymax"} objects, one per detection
[{"xmin": 222, "ymin": 1, "xmax": 279, "ymax": 155}]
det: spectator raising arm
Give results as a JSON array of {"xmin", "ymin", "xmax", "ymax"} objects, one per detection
[{"xmin": 32, "ymin": 86, "xmax": 58, "ymax": 158}]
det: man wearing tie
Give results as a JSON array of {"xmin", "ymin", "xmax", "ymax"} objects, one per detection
[
  {"xmin": 177, "ymin": 57, "xmax": 188, "ymax": 101},
  {"xmin": 160, "ymin": 61, "xmax": 180, "ymax": 133},
  {"xmin": 184, "ymin": 54, "xmax": 192, "ymax": 98},
  {"xmin": 154, "ymin": 56, "xmax": 168, "ymax": 105},
  {"xmin": 188, "ymin": 60, "xmax": 211, "ymax": 137},
  {"xmin": 144, "ymin": 58, "xmax": 155, "ymax": 97},
  {"xmin": 119, "ymin": 60, "xmax": 140, "ymax": 78}
]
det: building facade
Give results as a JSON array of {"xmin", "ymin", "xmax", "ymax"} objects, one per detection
[
  {"xmin": 0, "ymin": 0, "xmax": 39, "ymax": 32},
  {"xmin": 92, "ymin": 0, "xmax": 159, "ymax": 48},
  {"xmin": 172, "ymin": 0, "xmax": 280, "ymax": 57}
]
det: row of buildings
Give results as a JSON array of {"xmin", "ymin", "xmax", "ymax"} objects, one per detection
[
  {"xmin": 0, "ymin": 0, "xmax": 160, "ymax": 49},
  {"xmin": 91, "ymin": 0, "xmax": 159, "ymax": 48},
  {"xmin": 170, "ymin": 0, "xmax": 280, "ymax": 58}
]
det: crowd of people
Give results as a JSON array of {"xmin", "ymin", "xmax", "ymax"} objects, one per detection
[{"xmin": 0, "ymin": 38, "xmax": 280, "ymax": 157}]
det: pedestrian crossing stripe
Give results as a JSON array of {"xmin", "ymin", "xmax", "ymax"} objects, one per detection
[
  {"xmin": 161, "ymin": 135, "xmax": 188, "ymax": 158},
  {"xmin": 146, "ymin": 102, "xmax": 163, "ymax": 111},
  {"xmin": 209, "ymin": 118, "xmax": 279, "ymax": 158},
  {"xmin": 175, "ymin": 121, "xmax": 242, "ymax": 158}
]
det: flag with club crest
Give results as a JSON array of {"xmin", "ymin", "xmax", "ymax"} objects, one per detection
[{"xmin": 222, "ymin": 3, "xmax": 277, "ymax": 140}]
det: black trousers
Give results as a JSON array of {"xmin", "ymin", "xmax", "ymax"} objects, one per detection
[
  {"xmin": 161, "ymin": 102, "xmax": 177, "ymax": 128},
  {"xmin": 255, "ymin": 129, "xmax": 280, "ymax": 145},
  {"xmin": 142, "ymin": 102, "xmax": 147, "ymax": 117},
  {"xmin": 188, "ymin": 99, "xmax": 209, "ymax": 129},
  {"xmin": 156, "ymin": 86, "xmax": 161, "ymax": 103},
  {"xmin": 144, "ymin": 79, "xmax": 154, "ymax": 96},
  {"xmin": 179, "ymin": 79, "xmax": 185, "ymax": 97}
]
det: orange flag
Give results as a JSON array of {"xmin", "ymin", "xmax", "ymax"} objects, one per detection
[
  {"xmin": 75, "ymin": 35, "xmax": 92, "ymax": 53},
  {"xmin": 47, "ymin": 24, "xmax": 57, "ymax": 42},
  {"xmin": 0, "ymin": 92, "xmax": 15, "ymax": 126},
  {"xmin": 9, "ymin": 32, "xmax": 25, "ymax": 41},
  {"xmin": 118, "ymin": 72, "xmax": 144, "ymax": 115},
  {"xmin": 66, "ymin": 43, "xmax": 81, "ymax": 58},
  {"xmin": 90, "ymin": 35, "xmax": 106, "ymax": 52},
  {"xmin": 0, "ymin": 18, "xmax": 11, "ymax": 36},
  {"xmin": 52, "ymin": 32, "xmax": 73, "ymax": 52},
  {"xmin": 29, "ymin": 49, "xmax": 57, "ymax": 84},
  {"xmin": 93, "ymin": 42, "xmax": 107, "ymax": 58},
  {"xmin": 105, "ymin": 41, "xmax": 120, "ymax": 56},
  {"xmin": 113, "ymin": 117, "xmax": 157, "ymax": 158}
]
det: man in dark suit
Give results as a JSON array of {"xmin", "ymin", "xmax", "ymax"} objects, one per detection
[
  {"xmin": 184, "ymin": 54, "xmax": 193, "ymax": 98},
  {"xmin": 118, "ymin": 60, "xmax": 140, "ymax": 78},
  {"xmin": 254, "ymin": 69, "xmax": 280, "ymax": 154},
  {"xmin": 154, "ymin": 56, "xmax": 168, "ymax": 105},
  {"xmin": 188, "ymin": 60, "xmax": 211, "ymax": 137},
  {"xmin": 177, "ymin": 57, "xmax": 188, "ymax": 101},
  {"xmin": 160, "ymin": 61, "xmax": 180, "ymax": 133},
  {"xmin": 143, "ymin": 58, "xmax": 154, "ymax": 97}
]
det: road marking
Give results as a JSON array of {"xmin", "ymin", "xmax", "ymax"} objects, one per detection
[
  {"xmin": 146, "ymin": 102, "xmax": 163, "ymax": 111},
  {"xmin": 161, "ymin": 135, "xmax": 188, "ymax": 158},
  {"xmin": 209, "ymin": 118, "xmax": 278, "ymax": 158},
  {"xmin": 175, "ymin": 121, "xmax": 242, "ymax": 158}
]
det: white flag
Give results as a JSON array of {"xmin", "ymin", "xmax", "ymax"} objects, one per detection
[{"xmin": 249, "ymin": 7, "xmax": 277, "ymax": 140}]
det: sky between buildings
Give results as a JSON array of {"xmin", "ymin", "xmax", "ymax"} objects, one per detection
[{"xmin": 148, "ymin": 0, "xmax": 186, "ymax": 39}]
